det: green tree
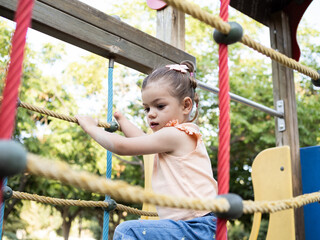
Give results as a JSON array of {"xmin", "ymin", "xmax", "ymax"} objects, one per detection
[
  {"xmin": 2, "ymin": 1, "xmax": 319, "ymax": 239},
  {"xmin": 0, "ymin": 19, "xmax": 107, "ymax": 239},
  {"xmin": 296, "ymin": 23, "xmax": 320, "ymax": 147}
]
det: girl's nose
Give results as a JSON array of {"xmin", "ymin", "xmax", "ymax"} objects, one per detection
[{"xmin": 148, "ymin": 109, "xmax": 156, "ymax": 118}]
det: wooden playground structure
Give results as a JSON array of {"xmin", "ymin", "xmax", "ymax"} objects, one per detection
[{"xmin": 0, "ymin": 0, "xmax": 320, "ymax": 239}]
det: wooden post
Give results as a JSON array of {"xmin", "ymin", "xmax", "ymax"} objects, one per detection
[
  {"xmin": 156, "ymin": 5, "xmax": 185, "ymax": 50},
  {"xmin": 269, "ymin": 11, "xmax": 304, "ymax": 240},
  {"xmin": 140, "ymin": 4, "xmax": 186, "ymax": 219}
]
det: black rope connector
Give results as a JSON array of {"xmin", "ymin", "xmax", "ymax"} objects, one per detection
[
  {"xmin": 213, "ymin": 22, "xmax": 243, "ymax": 45},
  {"xmin": 215, "ymin": 193, "xmax": 243, "ymax": 219},
  {"xmin": 2, "ymin": 186, "xmax": 13, "ymax": 201},
  {"xmin": 17, "ymin": 98, "xmax": 21, "ymax": 107},
  {"xmin": 105, "ymin": 121, "xmax": 119, "ymax": 133},
  {"xmin": 0, "ymin": 140, "xmax": 27, "ymax": 177},
  {"xmin": 311, "ymin": 70, "xmax": 320, "ymax": 87},
  {"xmin": 103, "ymin": 198, "xmax": 117, "ymax": 212}
]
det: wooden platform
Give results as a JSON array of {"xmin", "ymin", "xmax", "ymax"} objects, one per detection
[{"xmin": 0, "ymin": 0, "xmax": 195, "ymax": 74}]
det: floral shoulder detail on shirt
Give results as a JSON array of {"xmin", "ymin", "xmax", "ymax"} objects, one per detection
[
  {"xmin": 165, "ymin": 119, "xmax": 180, "ymax": 127},
  {"xmin": 165, "ymin": 120, "xmax": 202, "ymax": 139}
]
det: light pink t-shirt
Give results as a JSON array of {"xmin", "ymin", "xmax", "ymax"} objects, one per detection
[{"xmin": 152, "ymin": 121, "xmax": 218, "ymax": 221}]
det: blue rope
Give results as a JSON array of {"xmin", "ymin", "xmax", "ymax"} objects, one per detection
[
  {"xmin": 102, "ymin": 59, "xmax": 114, "ymax": 240},
  {"xmin": 0, "ymin": 178, "xmax": 8, "ymax": 240}
]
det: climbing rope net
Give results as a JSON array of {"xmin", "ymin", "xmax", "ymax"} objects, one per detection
[
  {"xmin": 1, "ymin": 0, "xmax": 320, "ymax": 239},
  {"xmin": 2, "ymin": 99, "xmax": 320, "ymax": 215},
  {"xmin": 23, "ymin": 153, "xmax": 320, "ymax": 215}
]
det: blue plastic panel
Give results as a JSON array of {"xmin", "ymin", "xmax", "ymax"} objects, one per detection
[{"xmin": 300, "ymin": 146, "xmax": 320, "ymax": 240}]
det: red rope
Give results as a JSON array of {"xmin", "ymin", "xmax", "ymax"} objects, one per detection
[
  {"xmin": 217, "ymin": 0, "xmax": 230, "ymax": 239},
  {"xmin": 0, "ymin": 0, "xmax": 34, "ymax": 139},
  {"xmin": 0, "ymin": 0, "xmax": 34, "ymax": 202}
]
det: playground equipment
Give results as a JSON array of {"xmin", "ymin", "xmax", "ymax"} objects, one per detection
[
  {"xmin": 0, "ymin": 0, "xmax": 319, "ymax": 239},
  {"xmin": 300, "ymin": 146, "xmax": 320, "ymax": 240},
  {"xmin": 249, "ymin": 146, "xmax": 295, "ymax": 240}
]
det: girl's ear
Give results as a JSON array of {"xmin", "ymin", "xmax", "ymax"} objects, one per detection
[{"xmin": 182, "ymin": 97, "xmax": 193, "ymax": 114}]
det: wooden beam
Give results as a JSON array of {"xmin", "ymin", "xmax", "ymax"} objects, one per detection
[
  {"xmin": 269, "ymin": 11, "xmax": 304, "ymax": 240},
  {"xmin": 156, "ymin": 6, "xmax": 185, "ymax": 50},
  {"xmin": 0, "ymin": 0, "xmax": 195, "ymax": 74}
]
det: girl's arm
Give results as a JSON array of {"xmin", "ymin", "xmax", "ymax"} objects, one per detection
[
  {"xmin": 114, "ymin": 111, "xmax": 146, "ymax": 137},
  {"xmin": 76, "ymin": 115, "xmax": 185, "ymax": 156}
]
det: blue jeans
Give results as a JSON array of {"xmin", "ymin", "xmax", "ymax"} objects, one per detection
[{"xmin": 113, "ymin": 212, "xmax": 216, "ymax": 240}]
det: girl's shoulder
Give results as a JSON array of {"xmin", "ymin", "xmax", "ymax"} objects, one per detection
[{"xmin": 165, "ymin": 120, "xmax": 201, "ymax": 139}]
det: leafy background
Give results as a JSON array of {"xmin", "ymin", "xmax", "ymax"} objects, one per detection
[{"xmin": 1, "ymin": 0, "xmax": 319, "ymax": 239}]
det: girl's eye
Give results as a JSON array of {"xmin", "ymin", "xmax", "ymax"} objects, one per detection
[
  {"xmin": 157, "ymin": 104, "xmax": 165, "ymax": 110},
  {"xmin": 144, "ymin": 107, "xmax": 150, "ymax": 113}
]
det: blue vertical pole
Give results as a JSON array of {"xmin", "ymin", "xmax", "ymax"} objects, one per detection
[
  {"xmin": 0, "ymin": 178, "xmax": 8, "ymax": 240},
  {"xmin": 102, "ymin": 59, "xmax": 114, "ymax": 240}
]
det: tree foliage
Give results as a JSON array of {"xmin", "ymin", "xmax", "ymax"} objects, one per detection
[
  {"xmin": 1, "ymin": 1, "xmax": 320, "ymax": 239},
  {"xmin": 0, "ymin": 19, "xmax": 107, "ymax": 239}
]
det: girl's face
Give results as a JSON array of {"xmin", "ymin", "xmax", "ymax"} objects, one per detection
[{"xmin": 142, "ymin": 81, "xmax": 187, "ymax": 132}]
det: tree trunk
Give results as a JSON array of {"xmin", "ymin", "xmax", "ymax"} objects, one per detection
[
  {"xmin": 62, "ymin": 219, "xmax": 71, "ymax": 240},
  {"xmin": 59, "ymin": 206, "xmax": 82, "ymax": 240},
  {"xmin": 78, "ymin": 216, "xmax": 82, "ymax": 238},
  {"xmin": 60, "ymin": 206, "xmax": 72, "ymax": 240}
]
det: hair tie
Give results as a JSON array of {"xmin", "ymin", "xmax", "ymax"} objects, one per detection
[
  {"xmin": 166, "ymin": 64, "xmax": 188, "ymax": 73},
  {"xmin": 190, "ymin": 72, "xmax": 194, "ymax": 77}
]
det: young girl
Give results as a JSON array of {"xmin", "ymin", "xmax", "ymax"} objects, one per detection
[{"xmin": 76, "ymin": 60, "xmax": 218, "ymax": 240}]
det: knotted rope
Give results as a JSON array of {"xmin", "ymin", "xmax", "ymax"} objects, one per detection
[
  {"xmin": 12, "ymin": 191, "xmax": 158, "ymax": 217},
  {"xmin": 0, "ymin": 97, "xmax": 117, "ymax": 130}
]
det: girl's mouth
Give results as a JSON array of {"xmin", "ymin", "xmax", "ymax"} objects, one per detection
[{"xmin": 150, "ymin": 122, "xmax": 159, "ymax": 128}]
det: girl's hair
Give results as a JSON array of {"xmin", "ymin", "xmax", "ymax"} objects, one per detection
[{"xmin": 142, "ymin": 60, "xmax": 199, "ymax": 122}]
